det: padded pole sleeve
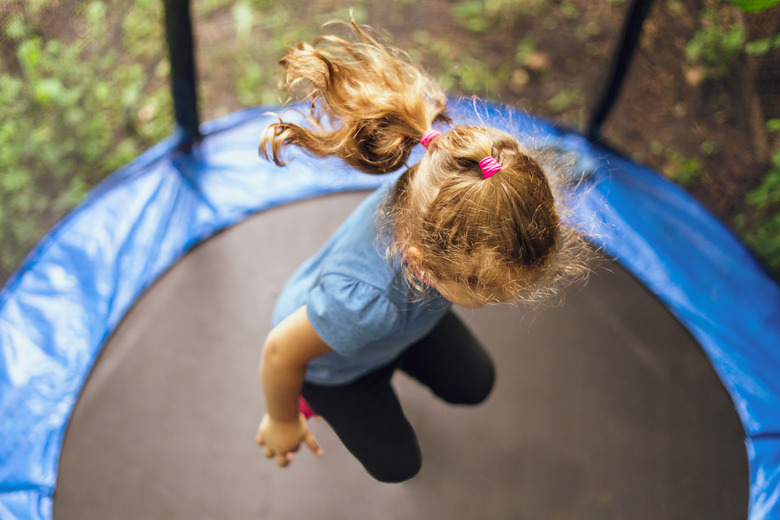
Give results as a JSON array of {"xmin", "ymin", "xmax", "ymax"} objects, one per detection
[{"xmin": 163, "ymin": 0, "xmax": 201, "ymax": 143}]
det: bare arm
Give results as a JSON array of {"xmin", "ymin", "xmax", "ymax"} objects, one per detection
[{"xmin": 257, "ymin": 305, "xmax": 333, "ymax": 467}]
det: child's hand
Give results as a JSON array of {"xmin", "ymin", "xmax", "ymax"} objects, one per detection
[{"xmin": 256, "ymin": 413, "xmax": 323, "ymax": 467}]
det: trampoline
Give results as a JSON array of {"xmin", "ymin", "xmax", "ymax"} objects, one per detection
[{"xmin": 1, "ymin": 1, "xmax": 779, "ymax": 519}]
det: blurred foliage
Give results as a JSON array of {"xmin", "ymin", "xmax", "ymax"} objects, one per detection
[
  {"xmin": 684, "ymin": 8, "xmax": 746, "ymax": 81},
  {"xmin": 682, "ymin": 1, "xmax": 780, "ymax": 271},
  {"xmin": 737, "ymin": 120, "xmax": 780, "ymax": 269},
  {"xmin": 684, "ymin": 4, "xmax": 780, "ymax": 80},
  {"xmin": 547, "ymin": 86, "xmax": 584, "ymax": 114},
  {"xmin": 450, "ymin": 0, "xmax": 548, "ymax": 33},
  {"xmin": 204, "ymin": 0, "xmax": 368, "ymax": 109},
  {"xmin": 410, "ymin": 30, "xmax": 512, "ymax": 94},
  {"xmin": 727, "ymin": 0, "xmax": 780, "ymax": 12},
  {"xmin": 0, "ymin": 0, "xmax": 171, "ymax": 281},
  {"xmin": 649, "ymin": 140, "xmax": 702, "ymax": 188}
]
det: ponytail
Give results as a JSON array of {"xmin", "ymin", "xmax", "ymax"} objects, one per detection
[{"xmin": 260, "ymin": 20, "xmax": 449, "ymax": 174}]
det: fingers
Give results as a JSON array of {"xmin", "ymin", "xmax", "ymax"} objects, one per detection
[
  {"xmin": 276, "ymin": 452, "xmax": 292, "ymax": 467},
  {"xmin": 304, "ymin": 431, "xmax": 324, "ymax": 456},
  {"xmin": 264, "ymin": 445, "xmax": 293, "ymax": 466},
  {"xmin": 256, "ymin": 415, "xmax": 323, "ymax": 468}
]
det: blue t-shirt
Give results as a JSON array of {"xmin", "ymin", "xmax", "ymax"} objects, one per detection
[{"xmin": 272, "ymin": 179, "xmax": 452, "ymax": 386}]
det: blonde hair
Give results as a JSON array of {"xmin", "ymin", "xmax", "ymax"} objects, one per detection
[
  {"xmin": 261, "ymin": 21, "xmax": 588, "ymax": 305},
  {"xmin": 260, "ymin": 19, "xmax": 448, "ymax": 174}
]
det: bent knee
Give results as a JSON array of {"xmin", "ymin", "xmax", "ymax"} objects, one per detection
[
  {"xmin": 439, "ymin": 364, "xmax": 495, "ymax": 405},
  {"xmin": 366, "ymin": 453, "xmax": 422, "ymax": 483}
]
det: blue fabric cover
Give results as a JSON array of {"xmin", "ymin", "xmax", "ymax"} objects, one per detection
[{"xmin": 0, "ymin": 99, "xmax": 778, "ymax": 519}]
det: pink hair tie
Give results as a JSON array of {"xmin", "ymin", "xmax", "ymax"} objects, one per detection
[
  {"xmin": 479, "ymin": 156, "xmax": 502, "ymax": 179},
  {"xmin": 420, "ymin": 129, "xmax": 442, "ymax": 148}
]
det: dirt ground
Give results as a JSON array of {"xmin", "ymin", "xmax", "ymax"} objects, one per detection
[{"xmin": 193, "ymin": 0, "xmax": 778, "ymax": 277}]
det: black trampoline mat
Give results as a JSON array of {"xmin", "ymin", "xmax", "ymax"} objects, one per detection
[{"xmin": 54, "ymin": 190, "xmax": 748, "ymax": 520}]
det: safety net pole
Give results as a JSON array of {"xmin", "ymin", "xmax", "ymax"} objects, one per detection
[
  {"xmin": 585, "ymin": 0, "xmax": 654, "ymax": 141},
  {"xmin": 163, "ymin": 0, "xmax": 201, "ymax": 144}
]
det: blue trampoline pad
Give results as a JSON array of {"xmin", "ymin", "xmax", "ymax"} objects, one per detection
[{"xmin": 0, "ymin": 98, "xmax": 778, "ymax": 519}]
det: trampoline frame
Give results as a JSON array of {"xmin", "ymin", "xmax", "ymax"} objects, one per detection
[{"xmin": 1, "ymin": 2, "xmax": 779, "ymax": 519}]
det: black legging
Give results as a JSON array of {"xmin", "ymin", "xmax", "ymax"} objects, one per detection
[{"xmin": 301, "ymin": 311, "xmax": 495, "ymax": 483}]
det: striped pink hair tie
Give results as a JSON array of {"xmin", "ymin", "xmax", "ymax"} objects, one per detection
[
  {"xmin": 479, "ymin": 156, "xmax": 502, "ymax": 179},
  {"xmin": 420, "ymin": 129, "xmax": 442, "ymax": 148}
]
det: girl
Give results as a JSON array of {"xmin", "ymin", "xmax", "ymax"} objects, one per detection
[{"xmin": 256, "ymin": 20, "xmax": 584, "ymax": 483}]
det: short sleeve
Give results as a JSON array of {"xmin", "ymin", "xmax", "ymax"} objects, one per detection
[{"xmin": 306, "ymin": 273, "xmax": 400, "ymax": 357}]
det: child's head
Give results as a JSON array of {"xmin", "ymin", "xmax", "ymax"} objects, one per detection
[
  {"xmin": 261, "ymin": 20, "xmax": 587, "ymax": 305},
  {"xmin": 388, "ymin": 126, "xmax": 563, "ymax": 306}
]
